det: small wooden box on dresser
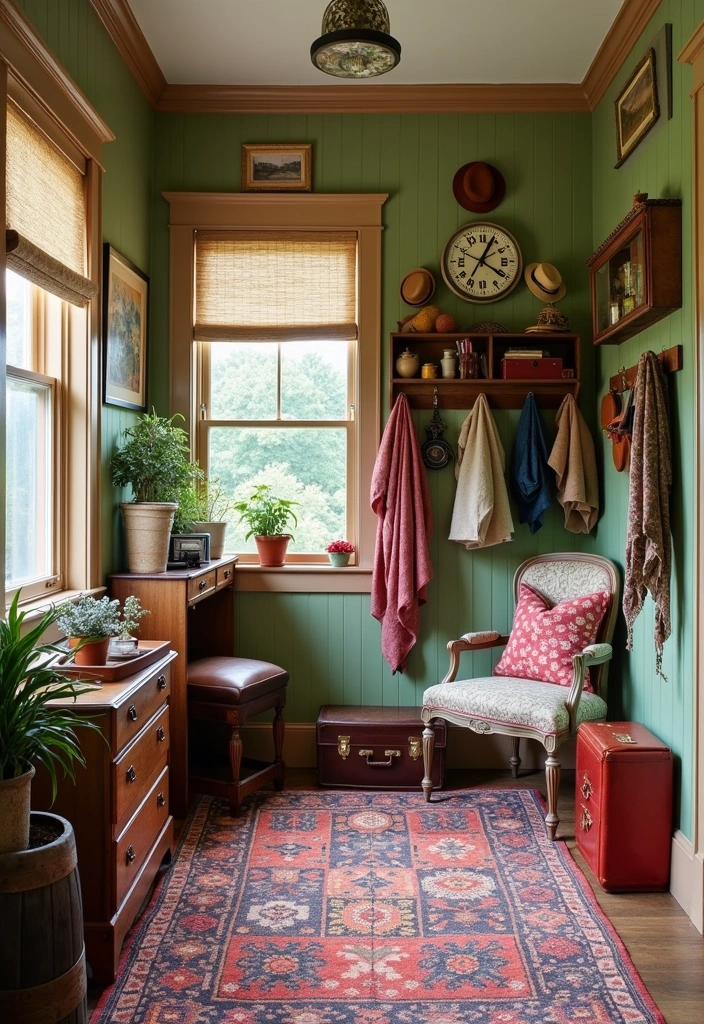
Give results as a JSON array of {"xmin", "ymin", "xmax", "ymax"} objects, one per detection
[{"xmin": 32, "ymin": 649, "xmax": 178, "ymax": 984}]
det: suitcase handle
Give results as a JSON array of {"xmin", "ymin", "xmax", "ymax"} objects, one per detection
[{"xmin": 359, "ymin": 748, "xmax": 400, "ymax": 766}]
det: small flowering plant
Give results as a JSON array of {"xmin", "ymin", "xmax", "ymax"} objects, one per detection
[{"xmin": 325, "ymin": 540, "xmax": 355, "ymax": 554}]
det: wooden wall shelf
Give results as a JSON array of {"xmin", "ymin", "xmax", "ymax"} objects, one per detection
[{"xmin": 390, "ymin": 332, "xmax": 580, "ymax": 410}]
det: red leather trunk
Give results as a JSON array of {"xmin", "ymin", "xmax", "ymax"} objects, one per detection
[
  {"xmin": 317, "ymin": 705, "xmax": 445, "ymax": 790},
  {"xmin": 576, "ymin": 721, "xmax": 673, "ymax": 892}
]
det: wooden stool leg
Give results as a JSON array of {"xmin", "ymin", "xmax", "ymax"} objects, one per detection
[
  {"xmin": 228, "ymin": 725, "xmax": 243, "ymax": 816},
  {"xmin": 273, "ymin": 703, "xmax": 285, "ymax": 791},
  {"xmin": 422, "ymin": 724, "xmax": 435, "ymax": 801}
]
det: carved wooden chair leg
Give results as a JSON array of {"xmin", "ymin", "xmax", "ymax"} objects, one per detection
[
  {"xmin": 422, "ymin": 724, "xmax": 436, "ymax": 801},
  {"xmin": 228, "ymin": 725, "xmax": 243, "ymax": 816},
  {"xmin": 510, "ymin": 737, "xmax": 521, "ymax": 779},
  {"xmin": 544, "ymin": 752, "xmax": 561, "ymax": 840},
  {"xmin": 273, "ymin": 705, "xmax": 285, "ymax": 791}
]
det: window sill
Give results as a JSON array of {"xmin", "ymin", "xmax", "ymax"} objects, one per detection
[{"xmin": 235, "ymin": 565, "xmax": 372, "ymax": 593}]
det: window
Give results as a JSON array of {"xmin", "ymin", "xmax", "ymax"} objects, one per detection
[
  {"xmin": 195, "ymin": 232, "xmax": 357, "ymax": 561},
  {"xmin": 166, "ymin": 192, "xmax": 387, "ymax": 589}
]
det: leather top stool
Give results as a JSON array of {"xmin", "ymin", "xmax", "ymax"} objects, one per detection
[{"xmin": 187, "ymin": 657, "xmax": 288, "ymax": 815}]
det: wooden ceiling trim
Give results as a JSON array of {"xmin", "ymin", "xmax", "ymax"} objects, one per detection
[
  {"xmin": 157, "ymin": 82, "xmax": 590, "ymax": 114},
  {"xmin": 88, "ymin": 0, "xmax": 166, "ymax": 106},
  {"xmin": 582, "ymin": 0, "xmax": 663, "ymax": 111}
]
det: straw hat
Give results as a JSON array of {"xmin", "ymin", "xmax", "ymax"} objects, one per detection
[
  {"xmin": 524, "ymin": 262, "xmax": 567, "ymax": 303},
  {"xmin": 452, "ymin": 161, "xmax": 506, "ymax": 213},
  {"xmin": 400, "ymin": 267, "xmax": 436, "ymax": 306}
]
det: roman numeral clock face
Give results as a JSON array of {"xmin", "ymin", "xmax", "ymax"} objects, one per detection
[{"xmin": 441, "ymin": 222, "xmax": 523, "ymax": 303}]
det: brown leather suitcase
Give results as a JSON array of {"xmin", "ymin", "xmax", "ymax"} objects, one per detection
[{"xmin": 316, "ymin": 705, "xmax": 446, "ymax": 790}]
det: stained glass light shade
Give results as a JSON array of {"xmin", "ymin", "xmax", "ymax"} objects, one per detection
[{"xmin": 311, "ymin": 0, "xmax": 401, "ymax": 79}]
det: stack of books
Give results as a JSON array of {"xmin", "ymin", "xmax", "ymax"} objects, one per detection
[{"xmin": 503, "ymin": 347, "xmax": 546, "ymax": 359}]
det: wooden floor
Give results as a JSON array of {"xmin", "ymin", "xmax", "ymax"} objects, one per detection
[{"xmin": 88, "ymin": 768, "xmax": 704, "ymax": 1023}]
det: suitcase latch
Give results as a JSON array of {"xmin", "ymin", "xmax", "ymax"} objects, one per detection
[
  {"xmin": 337, "ymin": 735, "xmax": 351, "ymax": 759},
  {"xmin": 580, "ymin": 773, "xmax": 593, "ymax": 800},
  {"xmin": 408, "ymin": 736, "xmax": 422, "ymax": 760},
  {"xmin": 580, "ymin": 805, "xmax": 593, "ymax": 832},
  {"xmin": 359, "ymin": 748, "xmax": 400, "ymax": 767},
  {"xmin": 613, "ymin": 732, "xmax": 636, "ymax": 743}
]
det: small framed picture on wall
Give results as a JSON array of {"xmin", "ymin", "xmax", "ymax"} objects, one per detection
[
  {"xmin": 103, "ymin": 244, "xmax": 149, "ymax": 411},
  {"xmin": 242, "ymin": 143, "xmax": 312, "ymax": 192},
  {"xmin": 615, "ymin": 48, "xmax": 660, "ymax": 168}
]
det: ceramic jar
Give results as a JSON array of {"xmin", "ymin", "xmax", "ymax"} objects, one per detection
[
  {"xmin": 421, "ymin": 363, "xmax": 437, "ymax": 379},
  {"xmin": 440, "ymin": 349, "xmax": 457, "ymax": 378},
  {"xmin": 396, "ymin": 349, "xmax": 419, "ymax": 378}
]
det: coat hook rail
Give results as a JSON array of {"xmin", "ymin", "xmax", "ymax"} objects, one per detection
[{"xmin": 608, "ymin": 344, "xmax": 683, "ymax": 394}]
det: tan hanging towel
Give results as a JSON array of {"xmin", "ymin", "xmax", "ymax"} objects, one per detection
[
  {"xmin": 623, "ymin": 351, "xmax": 672, "ymax": 677},
  {"xmin": 548, "ymin": 394, "xmax": 599, "ymax": 533},
  {"xmin": 449, "ymin": 393, "xmax": 514, "ymax": 549}
]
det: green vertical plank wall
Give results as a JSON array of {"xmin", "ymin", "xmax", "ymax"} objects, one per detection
[
  {"xmin": 13, "ymin": 0, "xmax": 155, "ymax": 573},
  {"xmin": 149, "ymin": 108, "xmax": 595, "ymax": 722},
  {"xmin": 591, "ymin": 0, "xmax": 703, "ymax": 839}
]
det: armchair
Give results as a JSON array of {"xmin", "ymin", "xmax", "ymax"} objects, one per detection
[{"xmin": 421, "ymin": 553, "xmax": 620, "ymax": 839}]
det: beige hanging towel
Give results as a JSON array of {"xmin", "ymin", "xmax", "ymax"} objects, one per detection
[
  {"xmin": 548, "ymin": 394, "xmax": 599, "ymax": 533},
  {"xmin": 449, "ymin": 393, "xmax": 514, "ymax": 549}
]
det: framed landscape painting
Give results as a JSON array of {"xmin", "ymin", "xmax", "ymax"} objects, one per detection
[
  {"xmin": 103, "ymin": 245, "xmax": 148, "ymax": 411},
  {"xmin": 242, "ymin": 143, "xmax": 312, "ymax": 191},
  {"xmin": 615, "ymin": 48, "xmax": 659, "ymax": 167}
]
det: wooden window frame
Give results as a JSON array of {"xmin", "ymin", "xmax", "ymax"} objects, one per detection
[{"xmin": 165, "ymin": 192, "xmax": 387, "ymax": 593}]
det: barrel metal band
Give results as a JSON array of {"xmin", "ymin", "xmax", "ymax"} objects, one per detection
[{"xmin": 0, "ymin": 948, "xmax": 86, "ymax": 1024}]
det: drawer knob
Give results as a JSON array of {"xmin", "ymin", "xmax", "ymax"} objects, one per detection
[
  {"xmin": 157, "ymin": 792, "xmax": 165, "ymax": 808},
  {"xmin": 224, "ymin": 569, "xmax": 231, "ymax": 579},
  {"xmin": 581, "ymin": 773, "xmax": 593, "ymax": 800},
  {"xmin": 580, "ymin": 805, "xmax": 593, "ymax": 832},
  {"xmin": 156, "ymin": 726, "xmax": 166, "ymax": 743},
  {"xmin": 126, "ymin": 765, "xmax": 137, "ymax": 784},
  {"xmin": 127, "ymin": 704, "xmax": 138, "ymax": 722},
  {"xmin": 157, "ymin": 674, "xmax": 167, "ymax": 691},
  {"xmin": 126, "ymin": 845, "xmax": 136, "ymax": 865},
  {"xmin": 199, "ymin": 579, "xmax": 207, "ymax": 591}
]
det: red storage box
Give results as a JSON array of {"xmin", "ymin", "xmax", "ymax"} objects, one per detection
[
  {"xmin": 576, "ymin": 721, "xmax": 673, "ymax": 892},
  {"xmin": 502, "ymin": 357, "xmax": 564, "ymax": 379}
]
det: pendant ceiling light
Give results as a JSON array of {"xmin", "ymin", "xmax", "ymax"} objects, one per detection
[{"xmin": 311, "ymin": 1, "xmax": 401, "ymax": 79}]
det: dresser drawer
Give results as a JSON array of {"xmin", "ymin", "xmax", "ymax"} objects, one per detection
[
  {"xmin": 216, "ymin": 564, "xmax": 234, "ymax": 589},
  {"xmin": 114, "ymin": 665, "xmax": 171, "ymax": 753},
  {"xmin": 114, "ymin": 765, "xmax": 169, "ymax": 908},
  {"xmin": 188, "ymin": 570, "xmax": 216, "ymax": 604},
  {"xmin": 113, "ymin": 705, "xmax": 169, "ymax": 823}
]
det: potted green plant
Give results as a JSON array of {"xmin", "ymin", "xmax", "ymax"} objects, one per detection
[
  {"xmin": 109, "ymin": 595, "xmax": 150, "ymax": 658},
  {"xmin": 233, "ymin": 484, "xmax": 299, "ymax": 566},
  {"xmin": 56, "ymin": 595, "xmax": 122, "ymax": 665},
  {"xmin": 174, "ymin": 472, "xmax": 236, "ymax": 560},
  {"xmin": 0, "ymin": 593, "xmax": 99, "ymax": 853},
  {"xmin": 111, "ymin": 409, "xmax": 194, "ymax": 573}
]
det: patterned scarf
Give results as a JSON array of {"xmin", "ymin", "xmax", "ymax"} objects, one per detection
[{"xmin": 623, "ymin": 351, "xmax": 672, "ymax": 677}]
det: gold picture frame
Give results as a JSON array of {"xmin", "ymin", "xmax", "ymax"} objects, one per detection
[
  {"xmin": 103, "ymin": 244, "xmax": 149, "ymax": 411},
  {"xmin": 615, "ymin": 49, "xmax": 659, "ymax": 168},
  {"xmin": 242, "ymin": 143, "xmax": 312, "ymax": 192}
]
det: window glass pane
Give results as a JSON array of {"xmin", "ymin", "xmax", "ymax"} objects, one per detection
[
  {"xmin": 5, "ymin": 270, "xmax": 32, "ymax": 369},
  {"xmin": 209, "ymin": 426, "xmax": 346, "ymax": 553},
  {"xmin": 210, "ymin": 343, "xmax": 277, "ymax": 419},
  {"xmin": 6, "ymin": 374, "xmax": 53, "ymax": 585},
  {"xmin": 281, "ymin": 341, "xmax": 348, "ymax": 421}
]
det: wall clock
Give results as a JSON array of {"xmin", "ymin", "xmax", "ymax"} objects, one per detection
[{"xmin": 441, "ymin": 222, "xmax": 523, "ymax": 303}]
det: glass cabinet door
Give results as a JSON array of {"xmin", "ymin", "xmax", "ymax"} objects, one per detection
[{"xmin": 595, "ymin": 229, "xmax": 645, "ymax": 336}]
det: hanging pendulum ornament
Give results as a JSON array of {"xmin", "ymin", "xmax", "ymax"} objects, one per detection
[{"xmin": 422, "ymin": 388, "xmax": 453, "ymax": 470}]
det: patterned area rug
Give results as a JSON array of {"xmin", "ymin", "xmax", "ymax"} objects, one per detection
[{"xmin": 94, "ymin": 790, "xmax": 665, "ymax": 1023}]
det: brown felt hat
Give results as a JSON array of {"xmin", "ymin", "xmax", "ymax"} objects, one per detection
[
  {"xmin": 452, "ymin": 161, "xmax": 506, "ymax": 213},
  {"xmin": 400, "ymin": 267, "xmax": 436, "ymax": 306},
  {"xmin": 524, "ymin": 262, "xmax": 567, "ymax": 303}
]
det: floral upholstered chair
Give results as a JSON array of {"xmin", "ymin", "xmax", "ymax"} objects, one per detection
[{"xmin": 421, "ymin": 553, "xmax": 620, "ymax": 840}]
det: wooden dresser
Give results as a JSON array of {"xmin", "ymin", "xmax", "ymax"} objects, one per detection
[{"xmin": 32, "ymin": 649, "xmax": 177, "ymax": 984}]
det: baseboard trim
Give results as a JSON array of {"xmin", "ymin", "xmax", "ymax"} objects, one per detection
[
  {"xmin": 670, "ymin": 830, "xmax": 704, "ymax": 932},
  {"xmin": 240, "ymin": 722, "xmax": 576, "ymax": 772}
]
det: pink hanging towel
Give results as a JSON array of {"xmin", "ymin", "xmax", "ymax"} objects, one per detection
[{"xmin": 371, "ymin": 394, "xmax": 433, "ymax": 673}]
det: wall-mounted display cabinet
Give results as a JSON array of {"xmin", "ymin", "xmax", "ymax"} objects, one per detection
[
  {"xmin": 390, "ymin": 332, "xmax": 580, "ymax": 410},
  {"xmin": 586, "ymin": 197, "xmax": 681, "ymax": 346}
]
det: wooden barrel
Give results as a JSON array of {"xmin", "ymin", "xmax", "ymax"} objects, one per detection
[{"xmin": 0, "ymin": 811, "xmax": 87, "ymax": 1024}]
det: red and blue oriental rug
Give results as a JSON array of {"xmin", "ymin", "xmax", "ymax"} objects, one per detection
[{"xmin": 94, "ymin": 789, "xmax": 665, "ymax": 1023}]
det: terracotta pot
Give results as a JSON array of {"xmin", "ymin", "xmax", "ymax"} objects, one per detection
[
  {"xmin": 254, "ymin": 534, "xmax": 290, "ymax": 567},
  {"xmin": 191, "ymin": 521, "xmax": 227, "ymax": 560},
  {"xmin": 120, "ymin": 502, "xmax": 177, "ymax": 574},
  {"xmin": 72, "ymin": 637, "xmax": 111, "ymax": 666},
  {"xmin": 0, "ymin": 766, "xmax": 35, "ymax": 854}
]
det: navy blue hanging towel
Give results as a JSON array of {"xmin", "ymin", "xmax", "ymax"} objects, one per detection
[{"xmin": 510, "ymin": 393, "xmax": 553, "ymax": 534}]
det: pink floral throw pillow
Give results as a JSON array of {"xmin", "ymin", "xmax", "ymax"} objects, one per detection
[{"xmin": 493, "ymin": 583, "xmax": 610, "ymax": 691}]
